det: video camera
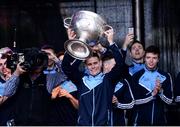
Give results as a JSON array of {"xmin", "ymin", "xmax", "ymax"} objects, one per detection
[{"xmin": 6, "ymin": 48, "xmax": 48, "ymax": 72}]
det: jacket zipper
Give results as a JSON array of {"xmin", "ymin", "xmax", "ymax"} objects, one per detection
[
  {"xmin": 92, "ymin": 89, "xmax": 95, "ymax": 126},
  {"xmin": 151, "ymin": 101, "xmax": 155, "ymax": 125}
]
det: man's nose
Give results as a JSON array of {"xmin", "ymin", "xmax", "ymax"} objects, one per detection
[
  {"xmin": 91, "ymin": 64, "xmax": 95, "ymax": 69},
  {"xmin": 150, "ymin": 58, "xmax": 153, "ymax": 62},
  {"xmin": 1, "ymin": 64, "xmax": 5, "ymax": 68},
  {"xmin": 135, "ymin": 48, "xmax": 139, "ymax": 51}
]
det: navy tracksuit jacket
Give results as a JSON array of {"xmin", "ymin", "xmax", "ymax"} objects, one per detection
[{"xmin": 62, "ymin": 44, "xmax": 124, "ymax": 126}]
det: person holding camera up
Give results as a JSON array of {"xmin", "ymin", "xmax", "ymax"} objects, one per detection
[
  {"xmin": 1, "ymin": 47, "xmax": 64, "ymax": 125},
  {"xmin": 119, "ymin": 32, "xmax": 145, "ymax": 125},
  {"xmin": 0, "ymin": 47, "xmax": 14, "ymax": 125},
  {"xmin": 121, "ymin": 33, "xmax": 145, "ymax": 77}
]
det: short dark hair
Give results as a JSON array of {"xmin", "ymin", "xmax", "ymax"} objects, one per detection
[
  {"xmin": 41, "ymin": 44, "xmax": 55, "ymax": 51},
  {"xmin": 102, "ymin": 50, "xmax": 114, "ymax": 62},
  {"xmin": 145, "ymin": 45, "xmax": 160, "ymax": 57},
  {"xmin": 85, "ymin": 52, "xmax": 101, "ymax": 64},
  {"xmin": 129, "ymin": 40, "xmax": 145, "ymax": 51}
]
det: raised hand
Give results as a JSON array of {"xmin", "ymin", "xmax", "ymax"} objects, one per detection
[
  {"xmin": 122, "ymin": 33, "xmax": 134, "ymax": 50},
  {"xmin": 13, "ymin": 63, "xmax": 26, "ymax": 76},
  {"xmin": 41, "ymin": 49, "xmax": 59, "ymax": 62},
  {"xmin": 67, "ymin": 28, "xmax": 76, "ymax": 40},
  {"xmin": 104, "ymin": 26, "xmax": 114, "ymax": 45}
]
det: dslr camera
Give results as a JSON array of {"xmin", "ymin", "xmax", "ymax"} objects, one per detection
[{"xmin": 6, "ymin": 48, "xmax": 48, "ymax": 72}]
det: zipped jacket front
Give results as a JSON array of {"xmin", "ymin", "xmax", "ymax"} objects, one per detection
[{"xmin": 62, "ymin": 44, "xmax": 124, "ymax": 126}]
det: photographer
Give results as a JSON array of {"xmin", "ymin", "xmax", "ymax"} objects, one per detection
[
  {"xmin": 2, "ymin": 48, "xmax": 64, "ymax": 125},
  {"xmin": 0, "ymin": 47, "xmax": 14, "ymax": 125}
]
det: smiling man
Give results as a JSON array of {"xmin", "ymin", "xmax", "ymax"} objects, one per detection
[
  {"xmin": 62, "ymin": 28, "xmax": 124, "ymax": 126},
  {"xmin": 130, "ymin": 45, "xmax": 173, "ymax": 126}
]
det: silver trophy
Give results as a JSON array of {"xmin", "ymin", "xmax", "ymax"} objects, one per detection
[{"xmin": 64, "ymin": 10, "xmax": 112, "ymax": 60}]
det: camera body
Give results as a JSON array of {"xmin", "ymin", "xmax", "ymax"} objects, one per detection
[{"xmin": 6, "ymin": 48, "xmax": 48, "ymax": 72}]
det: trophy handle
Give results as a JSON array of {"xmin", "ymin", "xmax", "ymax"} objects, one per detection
[{"xmin": 63, "ymin": 17, "xmax": 72, "ymax": 29}]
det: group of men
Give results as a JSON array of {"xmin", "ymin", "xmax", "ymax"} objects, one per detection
[{"xmin": 0, "ymin": 26, "xmax": 179, "ymax": 126}]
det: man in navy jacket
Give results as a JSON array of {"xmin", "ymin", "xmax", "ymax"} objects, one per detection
[
  {"xmin": 62, "ymin": 28, "xmax": 124, "ymax": 126},
  {"xmin": 131, "ymin": 45, "xmax": 173, "ymax": 126}
]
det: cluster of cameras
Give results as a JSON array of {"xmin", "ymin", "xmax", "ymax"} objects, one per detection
[{"xmin": 1, "ymin": 48, "xmax": 48, "ymax": 72}]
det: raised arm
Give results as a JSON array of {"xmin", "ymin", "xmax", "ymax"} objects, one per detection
[
  {"xmin": 62, "ymin": 53, "xmax": 83, "ymax": 86},
  {"xmin": 0, "ymin": 63, "xmax": 25, "ymax": 104},
  {"xmin": 45, "ymin": 59, "xmax": 67, "ymax": 93},
  {"xmin": 103, "ymin": 27, "xmax": 124, "ymax": 85},
  {"xmin": 42, "ymin": 49, "xmax": 68, "ymax": 93}
]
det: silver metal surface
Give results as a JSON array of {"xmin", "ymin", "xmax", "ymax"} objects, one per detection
[
  {"xmin": 64, "ymin": 10, "xmax": 109, "ymax": 60},
  {"xmin": 64, "ymin": 39, "xmax": 92, "ymax": 60}
]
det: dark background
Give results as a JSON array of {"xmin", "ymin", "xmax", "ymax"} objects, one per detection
[
  {"xmin": 0, "ymin": 0, "xmax": 180, "ymax": 77},
  {"xmin": 0, "ymin": 0, "xmax": 180, "ymax": 125},
  {"xmin": 0, "ymin": 0, "xmax": 69, "ymax": 52},
  {"xmin": 0, "ymin": 0, "xmax": 180, "ymax": 78}
]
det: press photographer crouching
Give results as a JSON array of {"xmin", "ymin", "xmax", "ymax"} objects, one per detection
[{"xmin": 2, "ymin": 47, "xmax": 63, "ymax": 125}]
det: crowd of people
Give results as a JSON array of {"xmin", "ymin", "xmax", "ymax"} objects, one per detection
[{"xmin": 0, "ymin": 26, "xmax": 179, "ymax": 126}]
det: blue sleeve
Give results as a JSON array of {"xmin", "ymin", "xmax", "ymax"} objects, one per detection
[
  {"xmin": 55, "ymin": 59, "xmax": 64, "ymax": 74},
  {"xmin": 3, "ymin": 74, "xmax": 20, "ymax": 97},
  {"xmin": 46, "ymin": 60, "xmax": 69, "ymax": 93},
  {"xmin": 46, "ymin": 73, "xmax": 66, "ymax": 93},
  {"xmin": 0, "ymin": 82, "xmax": 5, "ymax": 96}
]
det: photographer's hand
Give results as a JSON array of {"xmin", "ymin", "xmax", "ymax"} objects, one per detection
[
  {"xmin": 42, "ymin": 50, "xmax": 59, "ymax": 63},
  {"xmin": 14, "ymin": 63, "xmax": 26, "ymax": 76}
]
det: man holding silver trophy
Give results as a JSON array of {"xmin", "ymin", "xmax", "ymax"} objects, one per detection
[{"xmin": 62, "ymin": 10, "xmax": 125, "ymax": 126}]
